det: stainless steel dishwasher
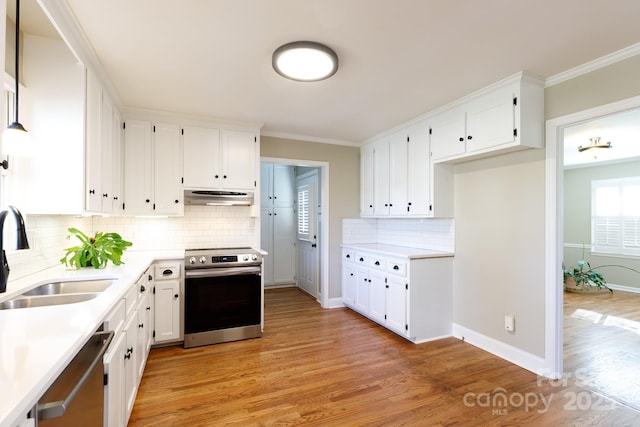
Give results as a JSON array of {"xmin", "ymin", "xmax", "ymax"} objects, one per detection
[{"xmin": 36, "ymin": 330, "xmax": 113, "ymax": 426}]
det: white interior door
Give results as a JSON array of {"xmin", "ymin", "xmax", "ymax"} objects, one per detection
[{"xmin": 297, "ymin": 170, "xmax": 320, "ymax": 299}]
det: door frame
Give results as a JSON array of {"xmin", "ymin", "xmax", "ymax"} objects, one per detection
[
  {"xmin": 545, "ymin": 94, "xmax": 640, "ymax": 378},
  {"xmin": 260, "ymin": 156, "xmax": 330, "ymax": 308}
]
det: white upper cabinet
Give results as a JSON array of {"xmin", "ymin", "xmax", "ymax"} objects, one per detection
[
  {"xmin": 360, "ymin": 143, "xmax": 375, "ymax": 216},
  {"xmin": 182, "ymin": 126, "xmax": 221, "ymax": 189},
  {"xmin": 221, "ymin": 130, "xmax": 257, "ymax": 190},
  {"xmin": 430, "ymin": 72, "xmax": 544, "ymax": 163},
  {"xmin": 123, "ymin": 120, "xmax": 182, "ymax": 215},
  {"xmin": 85, "ymin": 69, "xmax": 124, "ymax": 214},
  {"xmin": 360, "ymin": 119, "xmax": 432, "ymax": 218},
  {"xmin": 388, "ymin": 131, "xmax": 408, "ymax": 216},
  {"xmin": 183, "ymin": 126, "xmax": 257, "ymax": 191},
  {"xmin": 406, "ymin": 121, "xmax": 431, "ymax": 216}
]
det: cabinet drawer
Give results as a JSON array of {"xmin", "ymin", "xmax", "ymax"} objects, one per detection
[
  {"xmin": 123, "ymin": 283, "xmax": 138, "ymax": 319},
  {"xmin": 369, "ymin": 257, "xmax": 386, "ymax": 270},
  {"xmin": 343, "ymin": 250, "xmax": 355, "ymax": 263},
  {"xmin": 355, "ymin": 252, "xmax": 369, "ymax": 266},
  {"xmin": 387, "ymin": 261, "xmax": 407, "ymax": 276},
  {"xmin": 154, "ymin": 263, "xmax": 181, "ymax": 280},
  {"xmin": 103, "ymin": 299, "xmax": 125, "ymax": 335}
]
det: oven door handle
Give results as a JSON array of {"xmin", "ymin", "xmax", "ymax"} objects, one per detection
[{"xmin": 185, "ymin": 266, "xmax": 262, "ymax": 278}]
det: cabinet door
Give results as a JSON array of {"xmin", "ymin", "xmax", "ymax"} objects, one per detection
[
  {"xmin": 354, "ymin": 268, "xmax": 370, "ymax": 315},
  {"xmin": 360, "ymin": 143, "xmax": 375, "ymax": 216},
  {"xmin": 342, "ymin": 263, "xmax": 356, "ymax": 307},
  {"xmin": 273, "ymin": 206, "xmax": 296, "ymax": 283},
  {"xmin": 123, "ymin": 120, "xmax": 153, "ymax": 214},
  {"xmin": 369, "ymin": 271, "xmax": 387, "ymax": 324},
  {"xmin": 386, "ymin": 275, "xmax": 407, "ymax": 335},
  {"xmin": 100, "ymin": 93, "xmax": 114, "ymax": 213},
  {"xmin": 154, "ymin": 280, "xmax": 181, "ymax": 343},
  {"xmin": 430, "ymin": 107, "xmax": 466, "ymax": 161},
  {"xmin": 260, "ymin": 163, "xmax": 273, "ymax": 206},
  {"xmin": 136, "ymin": 297, "xmax": 149, "ymax": 379},
  {"xmin": 273, "ymin": 164, "xmax": 295, "ymax": 206},
  {"xmin": 182, "ymin": 126, "xmax": 221, "ymax": 189},
  {"xmin": 111, "ymin": 108, "xmax": 123, "ymax": 213},
  {"xmin": 466, "ymin": 85, "xmax": 516, "ymax": 153},
  {"xmin": 103, "ymin": 331, "xmax": 125, "ymax": 427},
  {"xmin": 373, "ymin": 139, "xmax": 390, "ymax": 216},
  {"xmin": 123, "ymin": 313, "xmax": 138, "ymax": 421},
  {"xmin": 260, "ymin": 207, "xmax": 274, "ymax": 285},
  {"xmin": 407, "ymin": 122, "xmax": 431, "ymax": 216},
  {"xmin": 388, "ymin": 132, "xmax": 408, "ymax": 216},
  {"xmin": 153, "ymin": 123, "xmax": 182, "ymax": 214},
  {"xmin": 221, "ymin": 130, "xmax": 256, "ymax": 190},
  {"xmin": 85, "ymin": 69, "xmax": 103, "ymax": 213}
]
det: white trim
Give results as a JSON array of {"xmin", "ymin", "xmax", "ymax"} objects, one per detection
[
  {"xmin": 261, "ymin": 130, "xmax": 360, "ymax": 147},
  {"xmin": 545, "ymin": 94, "xmax": 640, "ymax": 382},
  {"xmin": 452, "ymin": 323, "xmax": 549, "ymax": 377},
  {"xmin": 545, "ymin": 43, "xmax": 640, "ymax": 88},
  {"xmin": 606, "ymin": 283, "xmax": 640, "ymax": 294},
  {"xmin": 260, "ymin": 156, "xmax": 331, "ymax": 309},
  {"xmin": 411, "ymin": 334, "xmax": 452, "ymax": 345},
  {"xmin": 327, "ymin": 297, "xmax": 345, "ymax": 308}
]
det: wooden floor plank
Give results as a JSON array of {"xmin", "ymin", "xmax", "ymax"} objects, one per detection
[{"xmin": 129, "ymin": 288, "xmax": 640, "ymax": 426}]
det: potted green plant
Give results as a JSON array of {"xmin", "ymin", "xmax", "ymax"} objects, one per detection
[
  {"xmin": 563, "ymin": 259, "xmax": 612, "ymax": 293},
  {"xmin": 60, "ymin": 227, "xmax": 132, "ymax": 269}
]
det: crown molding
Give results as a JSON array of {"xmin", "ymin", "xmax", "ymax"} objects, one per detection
[
  {"xmin": 260, "ymin": 130, "xmax": 360, "ymax": 147},
  {"xmin": 545, "ymin": 42, "xmax": 640, "ymax": 88}
]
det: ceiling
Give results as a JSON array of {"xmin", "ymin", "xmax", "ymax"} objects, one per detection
[{"xmin": 17, "ymin": 0, "xmax": 640, "ymax": 146}]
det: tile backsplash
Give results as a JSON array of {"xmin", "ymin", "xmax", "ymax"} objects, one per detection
[
  {"xmin": 6, "ymin": 206, "xmax": 257, "ymax": 281},
  {"xmin": 343, "ymin": 217, "xmax": 455, "ymax": 252}
]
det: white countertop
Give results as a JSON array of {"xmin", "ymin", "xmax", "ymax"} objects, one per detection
[
  {"xmin": 341, "ymin": 243, "xmax": 454, "ymax": 259},
  {"xmin": 0, "ymin": 250, "xmax": 183, "ymax": 427}
]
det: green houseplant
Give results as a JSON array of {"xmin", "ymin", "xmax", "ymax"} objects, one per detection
[
  {"xmin": 563, "ymin": 259, "xmax": 612, "ymax": 293},
  {"xmin": 60, "ymin": 227, "xmax": 132, "ymax": 269}
]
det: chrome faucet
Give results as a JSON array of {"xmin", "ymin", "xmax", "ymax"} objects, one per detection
[{"xmin": 0, "ymin": 206, "xmax": 30, "ymax": 293}]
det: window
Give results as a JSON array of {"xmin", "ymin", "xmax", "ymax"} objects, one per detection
[
  {"xmin": 297, "ymin": 184, "xmax": 310, "ymax": 240},
  {"xmin": 592, "ymin": 177, "xmax": 640, "ymax": 256}
]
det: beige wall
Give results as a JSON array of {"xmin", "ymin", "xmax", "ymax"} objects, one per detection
[
  {"xmin": 453, "ymin": 54, "xmax": 640, "ymax": 359},
  {"xmin": 564, "ymin": 161, "xmax": 640, "ymax": 289},
  {"xmin": 260, "ymin": 136, "xmax": 360, "ymax": 299}
]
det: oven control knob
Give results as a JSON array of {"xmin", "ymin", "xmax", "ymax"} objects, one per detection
[
  {"xmin": 189, "ymin": 257, "xmax": 196, "ymax": 265},
  {"xmin": 243, "ymin": 255, "xmax": 249, "ymax": 261},
  {"xmin": 251, "ymin": 254, "xmax": 258, "ymax": 261},
  {"xmin": 199, "ymin": 256, "xmax": 207, "ymax": 264}
]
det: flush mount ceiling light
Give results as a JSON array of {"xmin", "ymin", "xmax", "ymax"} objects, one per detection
[
  {"xmin": 578, "ymin": 136, "xmax": 612, "ymax": 152},
  {"xmin": 272, "ymin": 41, "xmax": 338, "ymax": 82}
]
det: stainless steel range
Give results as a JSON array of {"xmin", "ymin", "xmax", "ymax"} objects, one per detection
[{"xmin": 184, "ymin": 247, "xmax": 263, "ymax": 348}]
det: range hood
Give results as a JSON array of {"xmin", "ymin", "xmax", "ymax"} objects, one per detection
[{"xmin": 184, "ymin": 190, "xmax": 254, "ymax": 206}]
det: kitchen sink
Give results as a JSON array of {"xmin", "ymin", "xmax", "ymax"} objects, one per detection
[
  {"xmin": 0, "ymin": 292, "xmax": 100, "ymax": 310},
  {"xmin": 21, "ymin": 279, "xmax": 113, "ymax": 296}
]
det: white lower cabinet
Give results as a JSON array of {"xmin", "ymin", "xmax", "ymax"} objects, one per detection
[
  {"xmin": 123, "ymin": 311, "xmax": 138, "ymax": 421},
  {"xmin": 153, "ymin": 262, "xmax": 183, "ymax": 344},
  {"xmin": 342, "ymin": 247, "xmax": 452, "ymax": 343},
  {"xmin": 103, "ymin": 265, "xmax": 159, "ymax": 427}
]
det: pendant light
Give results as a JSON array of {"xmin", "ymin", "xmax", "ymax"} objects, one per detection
[{"xmin": 2, "ymin": 0, "xmax": 30, "ymax": 167}]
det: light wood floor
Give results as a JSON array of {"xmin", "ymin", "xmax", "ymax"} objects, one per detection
[{"xmin": 129, "ymin": 288, "xmax": 640, "ymax": 426}]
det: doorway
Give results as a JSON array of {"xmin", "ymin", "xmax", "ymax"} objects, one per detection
[
  {"xmin": 260, "ymin": 157, "xmax": 329, "ymax": 307},
  {"xmin": 545, "ymin": 95, "xmax": 640, "ymax": 378}
]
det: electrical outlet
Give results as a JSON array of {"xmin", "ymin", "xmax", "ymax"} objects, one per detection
[{"xmin": 504, "ymin": 314, "xmax": 515, "ymax": 332}]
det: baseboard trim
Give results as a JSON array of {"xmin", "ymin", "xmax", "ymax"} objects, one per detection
[
  {"xmin": 452, "ymin": 323, "xmax": 547, "ymax": 376},
  {"xmin": 605, "ymin": 283, "xmax": 640, "ymax": 294},
  {"xmin": 327, "ymin": 297, "xmax": 345, "ymax": 309}
]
